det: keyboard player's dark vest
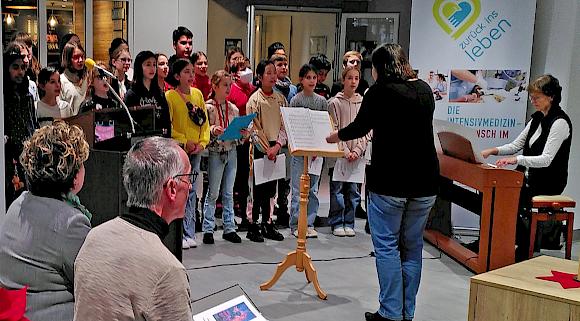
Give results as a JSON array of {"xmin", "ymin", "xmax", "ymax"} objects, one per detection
[{"xmin": 516, "ymin": 105, "xmax": 572, "ymax": 196}]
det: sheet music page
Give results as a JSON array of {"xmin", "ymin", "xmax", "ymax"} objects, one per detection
[
  {"xmin": 332, "ymin": 158, "xmax": 366, "ymax": 184},
  {"xmin": 310, "ymin": 110, "xmax": 340, "ymax": 151},
  {"xmin": 280, "ymin": 107, "xmax": 316, "ymax": 150},
  {"xmin": 253, "ymin": 154, "xmax": 286, "ymax": 185},
  {"xmin": 308, "ymin": 156, "xmax": 324, "ymax": 176},
  {"xmin": 281, "ymin": 107, "xmax": 340, "ymax": 153}
]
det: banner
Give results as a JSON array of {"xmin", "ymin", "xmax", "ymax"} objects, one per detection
[
  {"xmin": 409, "ymin": 0, "xmax": 537, "ymax": 228},
  {"xmin": 410, "ymin": 0, "xmax": 537, "ymax": 152}
]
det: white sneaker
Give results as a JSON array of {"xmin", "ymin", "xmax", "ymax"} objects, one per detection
[
  {"xmin": 344, "ymin": 227, "xmax": 355, "ymax": 237},
  {"xmin": 292, "ymin": 230, "xmax": 298, "ymax": 238},
  {"xmin": 307, "ymin": 227, "xmax": 318, "ymax": 238},
  {"xmin": 333, "ymin": 227, "xmax": 346, "ymax": 237},
  {"xmin": 186, "ymin": 238, "xmax": 197, "ymax": 248},
  {"xmin": 182, "ymin": 239, "xmax": 190, "ymax": 249}
]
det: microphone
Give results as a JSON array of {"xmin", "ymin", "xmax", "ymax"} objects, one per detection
[{"xmin": 85, "ymin": 58, "xmax": 117, "ymax": 80}]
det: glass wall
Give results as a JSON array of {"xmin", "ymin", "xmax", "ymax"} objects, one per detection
[
  {"xmin": 2, "ymin": 0, "xmax": 39, "ymax": 51},
  {"xmin": 340, "ymin": 13, "xmax": 399, "ymax": 86}
]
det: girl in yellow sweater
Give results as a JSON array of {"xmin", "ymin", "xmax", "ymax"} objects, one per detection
[{"xmin": 166, "ymin": 58, "xmax": 210, "ymax": 249}]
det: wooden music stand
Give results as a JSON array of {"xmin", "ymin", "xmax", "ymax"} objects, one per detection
[{"xmin": 260, "ymin": 107, "xmax": 343, "ymax": 300}]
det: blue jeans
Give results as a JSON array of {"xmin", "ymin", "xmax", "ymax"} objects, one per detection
[
  {"xmin": 328, "ymin": 170, "xmax": 360, "ymax": 229},
  {"xmin": 203, "ymin": 149, "xmax": 237, "ymax": 234},
  {"xmin": 184, "ymin": 153, "xmax": 201, "ymax": 240},
  {"xmin": 368, "ymin": 192, "xmax": 436, "ymax": 320},
  {"xmin": 289, "ymin": 156, "xmax": 320, "ymax": 231}
]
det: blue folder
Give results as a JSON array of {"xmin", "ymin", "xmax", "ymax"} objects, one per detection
[{"xmin": 218, "ymin": 113, "xmax": 257, "ymax": 141}]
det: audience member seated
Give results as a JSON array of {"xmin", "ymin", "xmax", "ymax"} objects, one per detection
[
  {"xmin": 0, "ymin": 121, "xmax": 91, "ymax": 321},
  {"xmin": 73, "ymin": 137, "xmax": 193, "ymax": 320}
]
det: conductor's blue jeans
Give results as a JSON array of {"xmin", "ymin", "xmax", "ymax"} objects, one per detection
[{"xmin": 368, "ymin": 192, "xmax": 436, "ymax": 320}]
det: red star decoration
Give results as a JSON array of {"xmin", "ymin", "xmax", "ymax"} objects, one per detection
[
  {"xmin": 0, "ymin": 286, "xmax": 29, "ymax": 321},
  {"xmin": 536, "ymin": 270, "xmax": 580, "ymax": 289}
]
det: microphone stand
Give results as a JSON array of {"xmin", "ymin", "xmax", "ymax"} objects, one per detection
[{"xmin": 101, "ymin": 74, "xmax": 136, "ymax": 134}]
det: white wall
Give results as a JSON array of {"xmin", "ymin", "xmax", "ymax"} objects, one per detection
[
  {"xmin": 530, "ymin": 0, "xmax": 580, "ymax": 228},
  {"xmin": 132, "ymin": 0, "xmax": 208, "ymax": 57}
]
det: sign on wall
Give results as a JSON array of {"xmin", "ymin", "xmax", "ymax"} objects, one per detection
[{"xmin": 410, "ymin": 0, "xmax": 537, "ymax": 152}]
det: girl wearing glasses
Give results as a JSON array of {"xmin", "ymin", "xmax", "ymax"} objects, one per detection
[
  {"xmin": 166, "ymin": 58, "xmax": 210, "ymax": 249},
  {"xmin": 110, "ymin": 46, "xmax": 132, "ymax": 100}
]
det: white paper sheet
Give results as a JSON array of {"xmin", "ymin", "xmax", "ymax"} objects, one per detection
[
  {"xmin": 253, "ymin": 154, "xmax": 286, "ymax": 185},
  {"xmin": 308, "ymin": 156, "xmax": 324, "ymax": 176},
  {"xmin": 280, "ymin": 107, "xmax": 341, "ymax": 154},
  {"xmin": 332, "ymin": 158, "xmax": 366, "ymax": 183},
  {"xmin": 193, "ymin": 295, "xmax": 267, "ymax": 321}
]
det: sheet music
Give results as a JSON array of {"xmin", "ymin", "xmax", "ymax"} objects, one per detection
[
  {"xmin": 253, "ymin": 154, "xmax": 286, "ymax": 185},
  {"xmin": 308, "ymin": 157, "xmax": 324, "ymax": 176},
  {"xmin": 281, "ymin": 107, "xmax": 341, "ymax": 154},
  {"xmin": 281, "ymin": 107, "xmax": 317, "ymax": 149},
  {"xmin": 332, "ymin": 158, "xmax": 366, "ymax": 183}
]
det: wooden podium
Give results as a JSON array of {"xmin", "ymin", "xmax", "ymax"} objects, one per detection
[{"xmin": 260, "ymin": 107, "xmax": 344, "ymax": 300}]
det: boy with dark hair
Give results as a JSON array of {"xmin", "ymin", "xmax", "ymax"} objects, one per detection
[
  {"xmin": 267, "ymin": 42, "xmax": 286, "ymax": 59},
  {"xmin": 172, "ymin": 26, "xmax": 194, "ymax": 59},
  {"xmin": 167, "ymin": 26, "xmax": 194, "ymax": 88},
  {"xmin": 309, "ymin": 54, "xmax": 332, "ymax": 99},
  {"xmin": 3, "ymin": 43, "xmax": 39, "ymax": 205}
]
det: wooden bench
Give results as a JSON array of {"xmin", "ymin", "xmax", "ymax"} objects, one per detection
[{"xmin": 529, "ymin": 195, "xmax": 576, "ymax": 259}]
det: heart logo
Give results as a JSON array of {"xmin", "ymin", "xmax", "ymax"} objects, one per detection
[{"xmin": 433, "ymin": 0, "xmax": 481, "ymax": 40}]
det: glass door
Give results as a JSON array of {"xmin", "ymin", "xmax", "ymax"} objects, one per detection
[{"xmin": 340, "ymin": 13, "xmax": 399, "ymax": 86}]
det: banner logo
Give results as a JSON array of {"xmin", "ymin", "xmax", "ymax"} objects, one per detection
[{"xmin": 433, "ymin": 0, "xmax": 481, "ymax": 40}]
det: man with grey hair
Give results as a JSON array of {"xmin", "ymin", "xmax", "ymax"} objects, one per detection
[{"xmin": 73, "ymin": 137, "xmax": 194, "ymax": 321}]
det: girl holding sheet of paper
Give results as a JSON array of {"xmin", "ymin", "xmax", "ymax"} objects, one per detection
[
  {"xmin": 246, "ymin": 59, "xmax": 288, "ymax": 243},
  {"xmin": 288, "ymin": 64, "xmax": 328, "ymax": 238},
  {"xmin": 327, "ymin": 66, "xmax": 368, "ymax": 237},
  {"xmin": 202, "ymin": 70, "xmax": 249, "ymax": 245}
]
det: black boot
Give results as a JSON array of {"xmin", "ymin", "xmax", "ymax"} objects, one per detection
[
  {"xmin": 237, "ymin": 216, "xmax": 251, "ymax": 232},
  {"xmin": 274, "ymin": 207, "xmax": 290, "ymax": 228},
  {"xmin": 203, "ymin": 233, "xmax": 214, "ymax": 245},
  {"xmin": 246, "ymin": 223, "xmax": 264, "ymax": 243},
  {"xmin": 261, "ymin": 222, "xmax": 284, "ymax": 241}
]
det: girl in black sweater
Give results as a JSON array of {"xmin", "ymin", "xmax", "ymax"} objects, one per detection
[{"xmin": 124, "ymin": 51, "xmax": 171, "ymax": 138}]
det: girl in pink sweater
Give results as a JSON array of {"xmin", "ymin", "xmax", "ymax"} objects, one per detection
[{"xmin": 327, "ymin": 66, "xmax": 368, "ymax": 237}]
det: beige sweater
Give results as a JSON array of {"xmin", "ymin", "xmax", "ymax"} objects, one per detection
[
  {"xmin": 247, "ymin": 88, "xmax": 288, "ymax": 145},
  {"xmin": 73, "ymin": 218, "xmax": 192, "ymax": 321}
]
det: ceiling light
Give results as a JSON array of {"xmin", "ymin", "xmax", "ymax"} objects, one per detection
[{"xmin": 5, "ymin": 13, "xmax": 15, "ymax": 26}]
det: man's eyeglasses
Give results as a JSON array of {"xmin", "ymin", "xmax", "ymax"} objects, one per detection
[
  {"xmin": 173, "ymin": 172, "xmax": 198, "ymax": 185},
  {"xmin": 166, "ymin": 172, "xmax": 198, "ymax": 188}
]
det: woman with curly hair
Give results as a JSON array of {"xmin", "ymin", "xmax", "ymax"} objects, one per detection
[{"xmin": 0, "ymin": 121, "xmax": 91, "ymax": 321}]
